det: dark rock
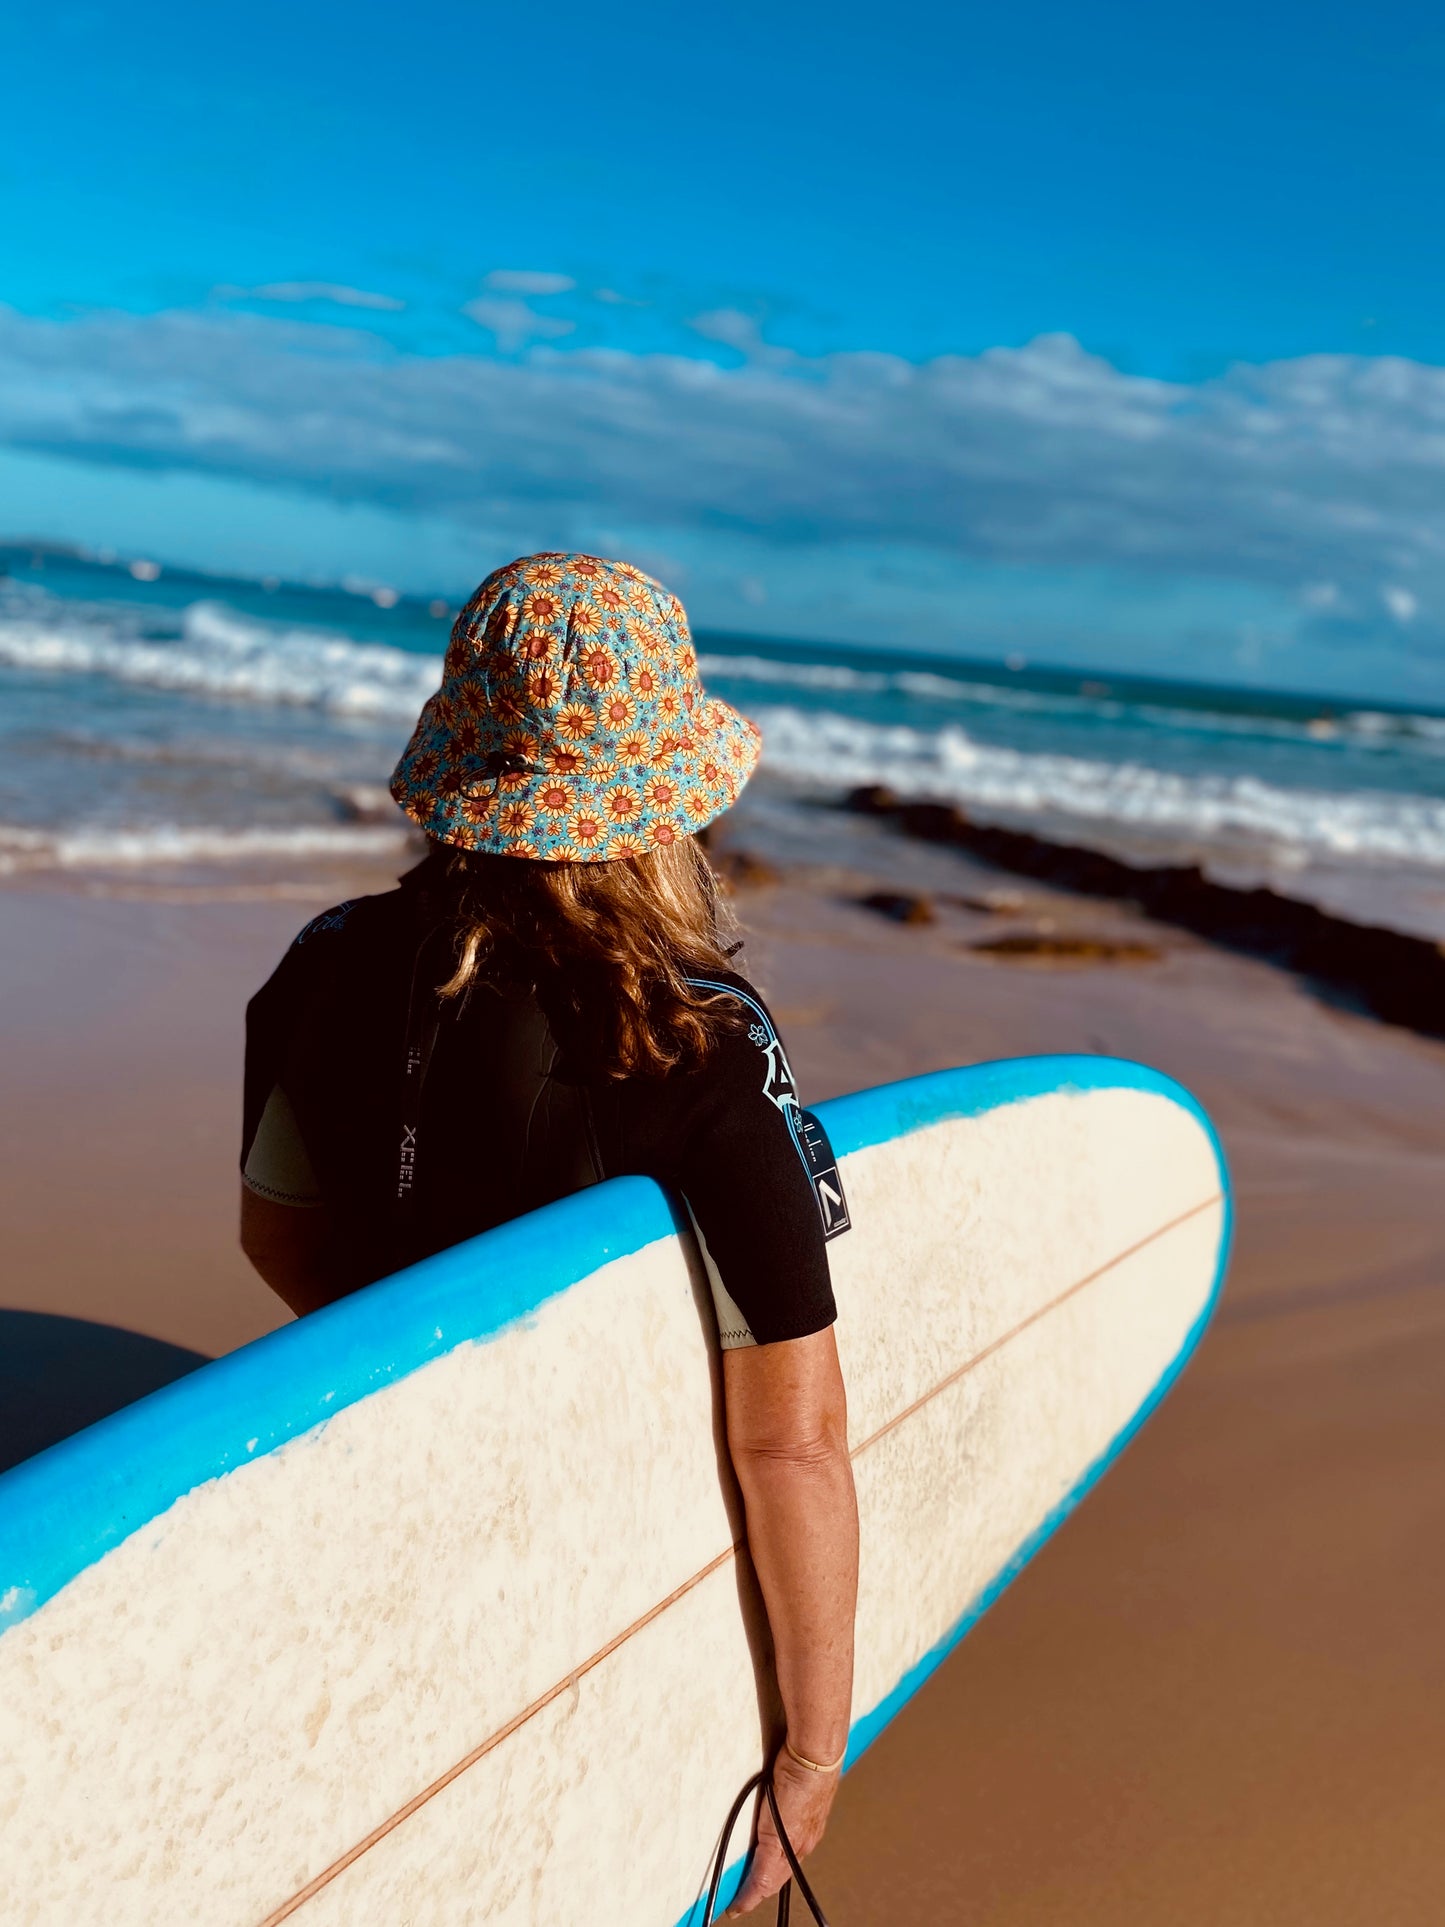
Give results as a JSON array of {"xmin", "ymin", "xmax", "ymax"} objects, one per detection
[
  {"xmin": 712, "ymin": 848, "xmax": 782, "ymax": 889},
  {"xmin": 872, "ymin": 796, "xmax": 1445, "ymax": 1041},
  {"xmin": 971, "ymin": 933, "xmax": 1161, "ymax": 964},
  {"xmin": 858, "ymin": 891, "xmax": 937, "ymax": 926},
  {"xmin": 334, "ymin": 784, "xmax": 398, "ymax": 824},
  {"xmin": 897, "ymin": 801, "xmax": 972, "ymax": 842},
  {"xmin": 844, "ymin": 784, "xmax": 902, "ymax": 815}
]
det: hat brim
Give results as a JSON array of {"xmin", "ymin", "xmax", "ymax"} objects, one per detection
[{"xmin": 391, "ymin": 693, "xmax": 761, "ymax": 863}]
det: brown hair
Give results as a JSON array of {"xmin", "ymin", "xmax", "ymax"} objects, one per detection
[{"xmin": 427, "ymin": 834, "xmax": 745, "ymax": 1078}]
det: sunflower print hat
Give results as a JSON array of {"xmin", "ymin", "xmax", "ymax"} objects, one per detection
[{"xmin": 390, "ymin": 553, "xmax": 762, "ymax": 862}]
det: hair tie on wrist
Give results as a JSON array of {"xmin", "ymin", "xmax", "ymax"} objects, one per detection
[{"xmin": 784, "ymin": 1736, "xmax": 846, "ymax": 1774}]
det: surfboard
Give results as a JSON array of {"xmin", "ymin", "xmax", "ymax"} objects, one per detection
[{"xmin": 0, "ymin": 1055, "xmax": 1229, "ymax": 1927}]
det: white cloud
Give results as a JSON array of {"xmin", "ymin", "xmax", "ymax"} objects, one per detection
[
  {"xmin": 1302, "ymin": 581, "xmax": 1340, "ymax": 608},
  {"xmin": 483, "ymin": 270, "xmax": 576, "ymax": 296},
  {"xmin": 461, "ymin": 297, "xmax": 576, "ymax": 351},
  {"xmin": 1, "ymin": 304, "xmax": 1443, "ymax": 660},
  {"xmin": 688, "ymin": 309, "xmax": 795, "ymax": 367},
  {"xmin": 215, "ymin": 281, "xmax": 406, "ymax": 312}
]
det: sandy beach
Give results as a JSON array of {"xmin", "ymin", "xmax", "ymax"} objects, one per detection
[
  {"xmin": 10, "ymin": 2, "xmax": 1445, "ymax": 1917},
  {"xmin": 3, "ymin": 830, "xmax": 1443, "ymax": 1923}
]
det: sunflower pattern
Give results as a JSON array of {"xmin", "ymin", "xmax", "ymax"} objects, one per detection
[{"xmin": 390, "ymin": 553, "xmax": 761, "ymax": 862}]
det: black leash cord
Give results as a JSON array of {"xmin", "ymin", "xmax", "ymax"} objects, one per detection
[
  {"xmin": 700, "ymin": 1768, "xmax": 831, "ymax": 1926},
  {"xmin": 764, "ymin": 1774, "xmax": 830, "ymax": 1924}
]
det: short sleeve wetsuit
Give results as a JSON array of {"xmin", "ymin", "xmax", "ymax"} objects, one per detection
[{"xmin": 241, "ymin": 877, "xmax": 846, "ymax": 1348}]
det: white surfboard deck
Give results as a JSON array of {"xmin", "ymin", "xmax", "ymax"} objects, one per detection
[{"xmin": 0, "ymin": 1056, "xmax": 1229, "ymax": 1926}]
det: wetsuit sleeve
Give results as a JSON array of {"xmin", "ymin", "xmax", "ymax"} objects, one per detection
[{"xmin": 667, "ymin": 984, "xmax": 840, "ymax": 1348}]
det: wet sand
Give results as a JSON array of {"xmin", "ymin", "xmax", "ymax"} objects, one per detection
[
  {"xmin": 742, "ymin": 871, "xmax": 1445, "ymax": 1925},
  {"xmin": 2, "ymin": 849, "xmax": 1443, "ymax": 1923}
]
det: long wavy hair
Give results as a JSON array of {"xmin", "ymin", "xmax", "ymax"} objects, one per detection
[{"xmin": 425, "ymin": 834, "xmax": 745, "ymax": 1078}]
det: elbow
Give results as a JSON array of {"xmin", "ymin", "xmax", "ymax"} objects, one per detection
[
  {"xmin": 722, "ymin": 1325, "xmax": 853, "ymax": 1482},
  {"xmin": 727, "ymin": 1423, "xmax": 856, "ymax": 1529},
  {"xmin": 728, "ymin": 1417, "xmax": 851, "ymax": 1478}
]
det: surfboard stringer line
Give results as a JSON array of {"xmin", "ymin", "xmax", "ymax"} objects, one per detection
[{"xmin": 257, "ymin": 1190, "xmax": 1224, "ymax": 1927}]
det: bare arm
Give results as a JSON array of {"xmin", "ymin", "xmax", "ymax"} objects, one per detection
[
  {"xmin": 239, "ymin": 1186, "xmax": 347, "ymax": 1318},
  {"xmin": 722, "ymin": 1326, "xmax": 858, "ymax": 1917}
]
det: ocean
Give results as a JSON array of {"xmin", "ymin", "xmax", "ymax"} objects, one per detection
[{"xmin": 3, "ymin": 547, "xmax": 1445, "ymax": 940}]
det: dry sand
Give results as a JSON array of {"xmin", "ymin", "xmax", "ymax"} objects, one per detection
[{"xmin": 2, "ymin": 845, "xmax": 1443, "ymax": 1923}]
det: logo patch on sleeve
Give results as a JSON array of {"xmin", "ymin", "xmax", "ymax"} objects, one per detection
[
  {"xmin": 756, "ymin": 1031, "xmax": 799, "ymax": 1112},
  {"xmin": 294, "ymin": 900, "xmax": 357, "ymax": 946},
  {"xmin": 798, "ymin": 1109, "xmax": 851, "ymax": 1240}
]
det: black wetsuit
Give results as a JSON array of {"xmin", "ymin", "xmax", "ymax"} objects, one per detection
[{"xmin": 241, "ymin": 876, "xmax": 846, "ymax": 1346}]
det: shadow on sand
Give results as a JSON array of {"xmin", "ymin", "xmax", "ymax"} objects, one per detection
[{"xmin": 0, "ymin": 1310, "xmax": 208, "ymax": 1476}]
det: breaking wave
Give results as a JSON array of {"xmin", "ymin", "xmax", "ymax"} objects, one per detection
[
  {"xmin": 4, "ymin": 587, "xmax": 1444, "ymax": 887},
  {"xmin": 705, "ymin": 653, "xmax": 1445, "ymax": 754},
  {"xmin": 3, "ymin": 592, "xmax": 1442, "ymax": 758},
  {"xmin": 0, "ymin": 598, "xmax": 442, "ymax": 721},
  {"xmin": 753, "ymin": 705, "xmax": 1445, "ymax": 867},
  {"xmin": 0, "ymin": 821, "xmax": 414, "ymax": 875}
]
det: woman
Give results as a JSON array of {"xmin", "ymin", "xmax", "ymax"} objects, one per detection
[{"xmin": 239, "ymin": 553, "xmax": 858, "ymax": 1916}]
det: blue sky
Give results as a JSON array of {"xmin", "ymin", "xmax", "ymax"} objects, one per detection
[{"xmin": 4, "ymin": 0, "xmax": 1445, "ymax": 695}]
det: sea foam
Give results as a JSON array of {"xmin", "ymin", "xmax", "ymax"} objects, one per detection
[
  {"xmin": 751, "ymin": 704, "xmax": 1445, "ymax": 868},
  {"xmin": 0, "ymin": 599, "xmax": 442, "ymax": 721},
  {"xmin": 0, "ymin": 821, "xmax": 414, "ymax": 875},
  {"xmin": 5, "ymin": 592, "xmax": 1445, "ymax": 876}
]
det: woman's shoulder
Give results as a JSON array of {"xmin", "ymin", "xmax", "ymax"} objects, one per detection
[
  {"xmin": 681, "ymin": 962, "xmax": 767, "ymax": 1014},
  {"xmin": 287, "ymin": 896, "xmax": 367, "ymax": 949},
  {"xmin": 250, "ymin": 880, "xmax": 417, "ymax": 1015},
  {"xmin": 683, "ymin": 966, "xmax": 784, "ymax": 1043},
  {"xmin": 676, "ymin": 967, "xmax": 800, "ymax": 1106},
  {"xmin": 286, "ymin": 861, "xmax": 429, "ymax": 956}
]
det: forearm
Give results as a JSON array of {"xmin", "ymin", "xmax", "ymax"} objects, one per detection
[
  {"xmin": 729, "ymin": 1412, "xmax": 859, "ymax": 1760},
  {"xmin": 719, "ymin": 1322, "xmax": 858, "ymax": 1809}
]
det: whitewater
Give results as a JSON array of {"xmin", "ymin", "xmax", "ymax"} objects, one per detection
[{"xmin": 2, "ymin": 569, "xmax": 1443, "ymax": 935}]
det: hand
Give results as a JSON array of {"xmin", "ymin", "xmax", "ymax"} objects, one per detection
[{"xmin": 724, "ymin": 1751, "xmax": 841, "ymax": 1918}]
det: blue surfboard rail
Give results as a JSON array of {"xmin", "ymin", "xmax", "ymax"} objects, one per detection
[
  {"xmin": 0, "ymin": 1056, "xmax": 1230, "ymax": 1642},
  {"xmin": 671, "ymin": 1057, "xmax": 1233, "ymax": 1927}
]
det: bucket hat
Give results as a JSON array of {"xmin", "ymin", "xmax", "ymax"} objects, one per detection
[{"xmin": 390, "ymin": 553, "xmax": 761, "ymax": 862}]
